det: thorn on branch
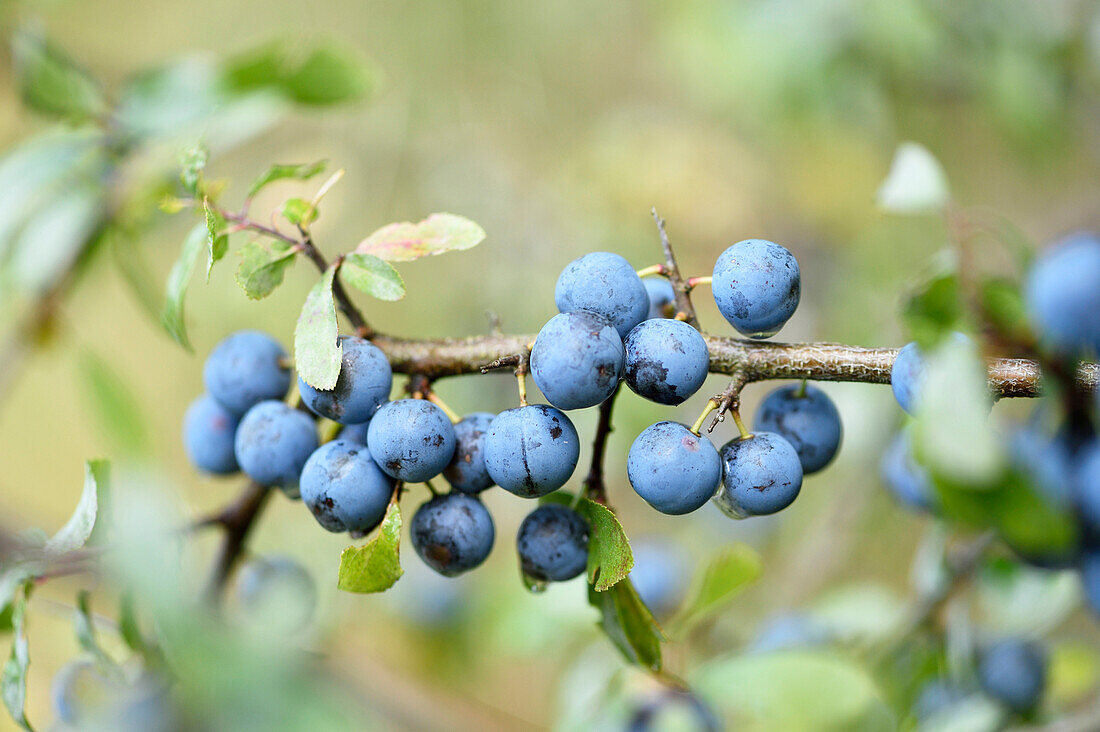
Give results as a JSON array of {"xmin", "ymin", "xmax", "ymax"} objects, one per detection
[
  {"xmin": 651, "ymin": 207, "xmax": 700, "ymax": 331},
  {"xmin": 709, "ymin": 372, "xmax": 748, "ymax": 433},
  {"xmin": 480, "ymin": 354, "xmax": 522, "ymax": 373}
]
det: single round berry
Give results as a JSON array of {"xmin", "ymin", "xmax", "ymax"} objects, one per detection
[
  {"xmin": 443, "ymin": 412, "xmax": 495, "ymax": 494},
  {"xmin": 626, "ymin": 689, "xmax": 721, "ymax": 732},
  {"xmin": 978, "ymin": 639, "xmax": 1047, "ymax": 714},
  {"xmin": 891, "ymin": 341, "xmax": 925, "ymax": 415},
  {"xmin": 339, "ymin": 420, "xmax": 371, "ymax": 445},
  {"xmin": 753, "ymin": 384, "xmax": 842, "ymax": 475},
  {"xmin": 1009, "ymin": 426, "xmax": 1075, "ymax": 508},
  {"xmin": 554, "ymin": 251, "xmax": 649, "ymax": 338},
  {"xmin": 630, "ymin": 538, "xmax": 690, "ymax": 618},
  {"xmin": 411, "ymin": 493, "xmax": 495, "ymax": 577},
  {"xmin": 713, "ymin": 432, "xmax": 803, "ymax": 518},
  {"xmin": 203, "ymin": 330, "xmax": 291, "ymax": 416},
  {"xmin": 1076, "ymin": 441, "xmax": 1100, "ymax": 535},
  {"xmin": 483, "ymin": 405, "xmax": 580, "ymax": 498},
  {"xmin": 880, "ymin": 433, "xmax": 937, "ymax": 513},
  {"xmin": 182, "ymin": 394, "xmax": 239, "ymax": 474},
  {"xmin": 627, "ymin": 422, "xmax": 721, "ymax": 514},
  {"xmin": 298, "ymin": 336, "xmax": 391, "ymax": 425},
  {"xmin": 530, "ymin": 311, "xmax": 624, "ymax": 410},
  {"xmin": 516, "ymin": 504, "xmax": 589, "ymax": 582},
  {"xmin": 234, "ymin": 400, "xmax": 318, "ymax": 488},
  {"xmin": 367, "ymin": 399, "xmax": 457, "ymax": 483},
  {"xmin": 1025, "ymin": 232, "xmax": 1100, "ymax": 355},
  {"xmin": 712, "ymin": 239, "xmax": 800, "ymax": 338},
  {"xmin": 300, "ymin": 439, "xmax": 395, "ymax": 533},
  {"xmin": 643, "ymin": 278, "xmax": 676, "ymax": 319},
  {"xmin": 623, "ymin": 319, "xmax": 710, "ymax": 405},
  {"xmin": 234, "ymin": 555, "xmax": 316, "ymax": 630}
]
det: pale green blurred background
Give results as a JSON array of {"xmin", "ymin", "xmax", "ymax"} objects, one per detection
[{"xmin": 3, "ymin": 0, "xmax": 1100, "ymax": 728}]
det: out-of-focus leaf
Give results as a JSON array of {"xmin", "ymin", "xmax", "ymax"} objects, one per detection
[
  {"xmin": 78, "ymin": 350, "xmax": 149, "ymax": 455},
  {"xmin": 1048, "ymin": 642, "xmax": 1100, "ymax": 708},
  {"xmin": 45, "ymin": 460, "xmax": 106, "ymax": 557},
  {"xmin": 0, "ymin": 131, "xmax": 100, "ymax": 264},
  {"xmin": 246, "ymin": 161, "xmax": 327, "ymax": 199},
  {"xmin": 73, "ymin": 591, "xmax": 119, "ymax": 675},
  {"xmin": 340, "ymin": 253, "xmax": 405, "ymax": 302},
  {"xmin": 281, "ymin": 197, "xmax": 317, "ymax": 227},
  {"xmin": 911, "ymin": 337, "xmax": 1002, "ymax": 486},
  {"xmin": 877, "ymin": 141, "xmax": 950, "ymax": 214},
  {"xmin": 179, "ymin": 143, "xmax": 209, "ymax": 196},
  {"xmin": 203, "ymin": 199, "xmax": 228, "ymax": 280},
  {"xmin": 574, "ymin": 499, "xmax": 633, "ymax": 592},
  {"xmin": 109, "ymin": 230, "xmax": 163, "ymax": 325},
  {"xmin": 976, "ymin": 558, "xmax": 1079, "ymax": 635},
  {"xmin": 902, "ymin": 270, "xmax": 961, "ymax": 350},
  {"xmin": 6, "ymin": 185, "xmax": 105, "ymax": 295},
  {"xmin": 810, "ymin": 584, "xmax": 905, "ymax": 643},
  {"xmin": 120, "ymin": 62, "xmax": 222, "ymax": 141},
  {"xmin": 979, "ymin": 277, "xmax": 1029, "ymax": 342},
  {"xmin": 160, "ymin": 222, "xmax": 207, "ymax": 350},
  {"xmin": 669, "ymin": 544, "xmax": 761, "ymax": 634},
  {"xmin": 235, "ymin": 241, "xmax": 297, "ymax": 300},
  {"xmin": 588, "ymin": 580, "xmax": 663, "ymax": 671},
  {"xmin": 1, "ymin": 586, "xmax": 32, "ymax": 731},
  {"xmin": 223, "ymin": 41, "xmax": 376, "ymax": 106},
  {"xmin": 295, "ymin": 266, "xmax": 342, "ymax": 390},
  {"xmin": 337, "ymin": 502, "xmax": 402, "ymax": 593},
  {"xmin": 12, "ymin": 29, "xmax": 105, "ymax": 122},
  {"xmin": 356, "ymin": 213, "xmax": 485, "ymax": 262},
  {"xmin": 693, "ymin": 650, "xmax": 894, "ymax": 731}
]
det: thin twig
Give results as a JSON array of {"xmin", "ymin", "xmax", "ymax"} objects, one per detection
[
  {"xmin": 651, "ymin": 207, "xmax": 700, "ymax": 330},
  {"xmin": 582, "ymin": 384, "xmax": 621, "ymax": 504},
  {"xmin": 297, "ymin": 227, "xmax": 374, "ymax": 338},
  {"xmin": 202, "ymin": 481, "xmax": 272, "ymax": 604}
]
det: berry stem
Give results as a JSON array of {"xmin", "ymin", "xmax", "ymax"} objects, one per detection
[
  {"xmin": 795, "ymin": 378, "xmax": 808, "ymax": 398},
  {"xmin": 582, "ymin": 384, "xmax": 621, "ymax": 504},
  {"xmin": 686, "ymin": 276, "xmax": 712, "ymax": 289},
  {"xmin": 730, "ymin": 408, "xmax": 753, "ymax": 440},
  {"xmin": 635, "ymin": 264, "xmax": 666, "ymax": 278},
  {"xmin": 689, "ymin": 400, "xmax": 720, "ymax": 436}
]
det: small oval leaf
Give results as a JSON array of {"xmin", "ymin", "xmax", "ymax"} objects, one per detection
[
  {"xmin": 338, "ymin": 502, "xmax": 402, "ymax": 593},
  {"xmin": 577, "ymin": 498, "xmax": 633, "ymax": 592},
  {"xmin": 356, "ymin": 213, "xmax": 485, "ymax": 262},
  {"xmin": 341, "ymin": 253, "xmax": 406, "ymax": 301},
  {"xmin": 295, "ymin": 266, "xmax": 342, "ymax": 390}
]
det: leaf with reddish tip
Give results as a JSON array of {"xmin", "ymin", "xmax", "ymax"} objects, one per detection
[
  {"xmin": 356, "ymin": 213, "xmax": 485, "ymax": 262},
  {"xmin": 338, "ymin": 502, "xmax": 402, "ymax": 593}
]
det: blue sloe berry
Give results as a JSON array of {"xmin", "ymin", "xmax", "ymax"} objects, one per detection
[
  {"xmin": 234, "ymin": 400, "xmax": 318, "ymax": 489},
  {"xmin": 443, "ymin": 412, "xmax": 496, "ymax": 494},
  {"xmin": 555, "ymin": 251, "xmax": 649, "ymax": 338},
  {"xmin": 1024, "ymin": 231, "xmax": 1100, "ymax": 355},
  {"xmin": 713, "ymin": 432, "xmax": 803, "ymax": 518},
  {"xmin": 644, "ymin": 278, "xmax": 676, "ymax": 319},
  {"xmin": 483, "ymin": 404, "xmax": 580, "ymax": 498},
  {"xmin": 712, "ymin": 239, "xmax": 800, "ymax": 339},
  {"xmin": 754, "ymin": 384, "xmax": 842, "ymax": 475},
  {"xmin": 630, "ymin": 537, "xmax": 690, "ymax": 618},
  {"xmin": 300, "ymin": 439, "xmax": 395, "ymax": 533},
  {"xmin": 411, "ymin": 492, "xmax": 495, "ymax": 577},
  {"xmin": 879, "ymin": 432, "xmax": 937, "ymax": 513},
  {"xmin": 531, "ymin": 310, "xmax": 624, "ymax": 410},
  {"xmin": 516, "ymin": 504, "xmax": 589, "ymax": 582},
  {"xmin": 627, "ymin": 422, "xmax": 721, "ymax": 514},
  {"xmin": 203, "ymin": 330, "xmax": 291, "ymax": 416},
  {"xmin": 182, "ymin": 394, "xmax": 239, "ymax": 474},
  {"xmin": 367, "ymin": 399, "xmax": 457, "ymax": 483},
  {"xmin": 623, "ymin": 319, "xmax": 710, "ymax": 405},
  {"xmin": 978, "ymin": 639, "xmax": 1047, "ymax": 714},
  {"xmin": 298, "ymin": 336, "xmax": 391, "ymax": 425}
]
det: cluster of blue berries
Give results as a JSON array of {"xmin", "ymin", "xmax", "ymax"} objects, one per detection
[
  {"xmin": 182, "ymin": 237, "xmax": 843, "ymax": 589},
  {"xmin": 882, "ymin": 232, "xmax": 1100, "ymax": 619}
]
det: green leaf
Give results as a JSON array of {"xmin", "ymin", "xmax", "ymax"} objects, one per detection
[
  {"xmin": 160, "ymin": 223, "xmax": 207, "ymax": 350},
  {"xmin": 5, "ymin": 184, "xmax": 105, "ymax": 295},
  {"xmin": 294, "ymin": 266, "xmax": 342, "ymax": 390},
  {"xmin": 337, "ymin": 502, "xmax": 402, "ymax": 593},
  {"xmin": 902, "ymin": 270, "xmax": 961, "ymax": 350},
  {"xmin": 235, "ymin": 241, "xmax": 297, "ymax": 300},
  {"xmin": 12, "ymin": 29, "xmax": 104, "ymax": 123},
  {"xmin": 118, "ymin": 592, "xmax": 143, "ymax": 654},
  {"xmin": 356, "ymin": 213, "xmax": 486, "ymax": 262},
  {"xmin": 668, "ymin": 544, "xmax": 762, "ymax": 634},
  {"xmin": 2, "ymin": 587, "xmax": 33, "ymax": 731},
  {"xmin": 77, "ymin": 350, "xmax": 149, "ymax": 455},
  {"xmin": 980, "ymin": 277, "xmax": 1029, "ymax": 342},
  {"xmin": 341, "ymin": 253, "xmax": 406, "ymax": 302},
  {"xmin": 203, "ymin": 199, "xmax": 228, "ymax": 280},
  {"xmin": 45, "ymin": 460, "xmax": 107, "ymax": 557},
  {"xmin": 179, "ymin": 144, "xmax": 208, "ymax": 196},
  {"xmin": 588, "ymin": 580, "xmax": 663, "ymax": 671},
  {"xmin": 575, "ymin": 499, "xmax": 633, "ymax": 592},
  {"xmin": 73, "ymin": 591, "xmax": 118, "ymax": 673},
  {"xmin": 280, "ymin": 46, "xmax": 374, "ymax": 106},
  {"xmin": 976, "ymin": 558, "xmax": 1080, "ymax": 636},
  {"xmin": 281, "ymin": 197, "xmax": 317, "ymax": 226},
  {"xmin": 693, "ymin": 651, "xmax": 894, "ymax": 731},
  {"xmin": 246, "ymin": 161, "xmax": 327, "ymax": 199}
]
